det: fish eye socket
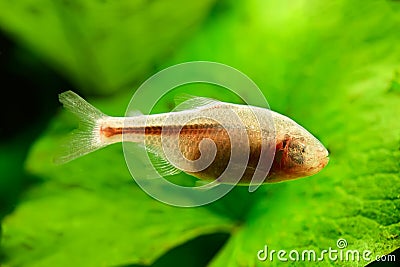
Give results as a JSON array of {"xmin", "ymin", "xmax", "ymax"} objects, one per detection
[
  {"xmin": 282, "ymin": 134, "xmax": 290, "ymax": 148},
  {"xmin": 282, "ymin": 139, "xmax": 287, "ymax": 148}
]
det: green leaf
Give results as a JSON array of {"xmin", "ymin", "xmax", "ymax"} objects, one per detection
[
  {"xmin": 389, "ymin": 71, "xmax": 400, "ymax": 94},
  {"xmin": 2, "ymin": 178, "xmax": 233, "ymax": 267},
  {"xmin": 2, "ymin": 0, "xmax": 400, "ymax": 266},
  {"xmin": 169, "ymin": 1, "xmax": 399, "ymax": 266},
  {"xmin": 0, "ymin": 0, "xmax": 216, "ymax": 94}
]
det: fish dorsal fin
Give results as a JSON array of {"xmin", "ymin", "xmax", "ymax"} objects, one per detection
[
  {"xmin": 173, "ymin": 94, "xmax": 220, "ymax": 112},
  {"xmin": 127, "ymin": 110, "xmax": 143, "ymax": 117},
  {"xmin": 144, "ymin": 144, "xmax": 182, "ymax": 177}
]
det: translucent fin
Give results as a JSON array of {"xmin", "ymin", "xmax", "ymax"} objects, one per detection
[
  {"xmin": 173, "ymin": 94, "xmax": 220, "ymax": 112},
  {"xmin": 145, "ymin": 144, "xmax": 182, "ymax": 177},
  {"xmin": 150, "ymin": 154, "xmax": 182, "ymax": 177},
  {"xmin": 127, "ymin": 110, "xmax": 143, "ymax": 117},
  {"xmin": 54, "ymin": 91, "xmax": 108, "ymax": 164}
]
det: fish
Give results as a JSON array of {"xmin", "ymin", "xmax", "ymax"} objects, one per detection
[{"xmin": 56, "ymin": 91, "xmax": 329, "ymax": 184}]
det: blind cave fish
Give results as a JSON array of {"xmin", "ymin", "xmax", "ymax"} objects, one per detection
[{"xmin": 56, "ymin": 91, "xmax": 329, "ymax": 184}]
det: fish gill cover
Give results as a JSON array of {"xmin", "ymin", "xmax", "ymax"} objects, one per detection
[{"xmin": 0, "ymin": 0, "xmax": 399, "ymax": 266}]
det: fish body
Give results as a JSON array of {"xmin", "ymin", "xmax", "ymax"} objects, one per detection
[{"xmin": 58, "ymin": 91, "xmax": 329, "ymax": 184}]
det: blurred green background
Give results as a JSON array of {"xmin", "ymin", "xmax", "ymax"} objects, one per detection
[{"xmin": 0, "ymin": 0, "xmax": 400, "ymax": 266}]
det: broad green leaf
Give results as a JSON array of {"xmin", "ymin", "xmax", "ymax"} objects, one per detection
[
  {"xmin": 0, "ymin": 0, "xmax": 216, "ymax": 94},
  {"xmin": 168, "ymin": 1, "xmax": 400, "ymax": 266},
  {"xmin": 2, "ymin": 0, "xmax": 400, "ymax": 267}
]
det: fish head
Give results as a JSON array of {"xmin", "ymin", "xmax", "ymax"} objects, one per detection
[{"xmin": 268, "ymin": 122, "xmax": 329, "ymax": 182}]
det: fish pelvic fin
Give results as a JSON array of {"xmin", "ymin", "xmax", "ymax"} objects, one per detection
[{"xmin": 54, "ymin": 91, "xmax": 108, "ymax": 164}]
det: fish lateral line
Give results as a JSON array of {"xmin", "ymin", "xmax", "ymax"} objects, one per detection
[{"xmin": 99, "ymin": 124, "xmax": 224, "ymax": 138}]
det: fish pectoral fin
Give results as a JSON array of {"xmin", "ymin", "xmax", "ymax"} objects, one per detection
[
  {"xmin": 173, "ymin": 94, "xmax": 220, "ymax": 112},
  {"xmin": 124, "ymin": 142, "xmax": 181, "ymax": 179},
  {"xmin": 150, "ymin": 155, "xmax": 182, "ymax": 177},
  {"xmin": 143, "ymin": 144, "xmax": 182, "ymax": 177}
]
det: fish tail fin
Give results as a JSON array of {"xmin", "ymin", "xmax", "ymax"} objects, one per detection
[{"xmin": 54, "ymin": 90, "xmax": 107, "ymax": 164}]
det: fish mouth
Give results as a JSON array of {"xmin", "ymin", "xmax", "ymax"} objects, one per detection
[
  {"xmin": 320, "ymin": 146, "xmax": 329, "ymax": 166},
  {"xmin": 319, "ymin": 155, "xmax": 329, "ymax": 169}
]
